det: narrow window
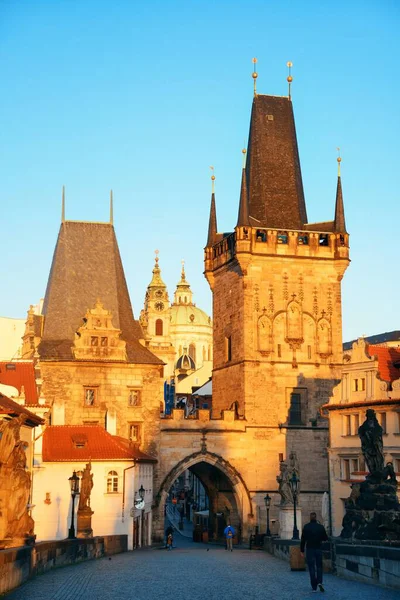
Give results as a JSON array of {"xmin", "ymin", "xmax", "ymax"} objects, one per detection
[
  {"xmin": 319, "ymin": 234, "xmax": 329, "ymax": 246},
  {"xmin": 341, "ymin": 459, "xmax": 350, "ymax": 480},
  {"xmin": 352, "ymin": 378, "xmax": 359, "ymax": 392},
  {"xmin": 155, "ymin": 319, "xmax": 163, "ymax": 336},
  {"xmin": 377, "ymin": 412, "xmax": 387, "ymax": 434},
  {"xmin": 91, "ymin": 336, "xmax": 99, "ymax": 346},
  {"xmin": 225, "ymin": 336, "xmax": 232, "ymax": 362},
  {"xmin": 277, "ymin": 344, "xmax": 281, "ymax": 358},
  {"xmin": 84, "ymin": 388, "xmax": 97, "ymax": 406},
  {"xmin": 189, "ymin": 343, "xmax": 196, "ymax": 364},
  {"xmin": 360, "ymin": 378, "xmax": 366, "ymax": 391},
  {"xmin": 307, "ymin": 345, "xmax": 311, "ymax": 359},
  {"xmin": 351, "ymin": 458, "xmax": 359, "ymax": 474},
  {"xmin": 343, "ymin": 415, "xmax": 351, "ymax": 436},
  {"xmin": 101, "ymin": 337, "xmax": 108, "ymax": 347},
  {"xmin": 256, "ymin": 229, "xmax": 267, "ymax": 242},
  {"xmin": 289, "ymin": 393, "xmax": 302, "ymax": 425},
  {"xmin": 352, "ymin": 413, "xmax": 360, "ymax": 435},
  {"xmin": 107, "ymin": 470, "xmax": 119, "ymax": 493}
]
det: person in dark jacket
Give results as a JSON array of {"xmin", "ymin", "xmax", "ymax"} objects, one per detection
[{"xmin": 300, "ymin": 512, "xmax": 328, "ymax": 593}]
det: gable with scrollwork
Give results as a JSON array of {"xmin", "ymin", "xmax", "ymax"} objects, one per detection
[{"xmin": 73, "ymin": 300, "xmax": 127, "ymax": 361}]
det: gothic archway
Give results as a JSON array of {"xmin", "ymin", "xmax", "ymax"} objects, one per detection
[{"xmin": 153, "ymin": 451, "xmax": 253, "ymax": 543}]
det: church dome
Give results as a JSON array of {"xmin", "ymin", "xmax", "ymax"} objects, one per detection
[
  {"xmin": 176, "ymin": 353, "xmax": 196, "ymax": 370},
  {"xmin": 170, "ymin": 304, "xmax": 211, "ymax": 327}
]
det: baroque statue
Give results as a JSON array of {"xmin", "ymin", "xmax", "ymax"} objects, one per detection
[
  {"xmin": 276, "ymin": 461, "xmax": 294, "ymax": 506},
  {"xmin": 358, "ymin": 408, "xmax": 384, "ymax": 476},
  {"xmin": 78, "ymin": 462, "xmax": 94, "ymax": 511}
]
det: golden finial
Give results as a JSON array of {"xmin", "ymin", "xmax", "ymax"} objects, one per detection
[
  {"xmin": 181, "ymin": 259, "xmax": 186, "ymax": 279},
  {"xmin": 242, "ymin": 147, "xmax": 247, "ymax": 169},
  {"xmin": 210, "ymin": 165, "xmax": 215, "ymax": 193},
  {"xmin": 252, "ymin": 57, "xmax": 258, "ymax": 96},
  {"xmin": 337, "ymin": 147, "xmax": 341, "ymax": 177},
  {"xmin": 287, "ymin": 61, "xmax": 293, "ymax": 100},
  {"xmin": 155, "ymin": 249, "xmax": 159, "ymax": 265}
]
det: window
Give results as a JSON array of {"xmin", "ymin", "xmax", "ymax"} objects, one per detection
[
  {"xmin": 360, "ymin": 378, "xmax": 366, "ymax": 391},
  {"xmin": 5, "ymin": 363, "xmax": 16, "ymax": 371},
  {"xmin": 277, "ymin": 232, "xmax": 288, "ymax": 244},
  {"xmin": 298, "ymin": 235, "xmax": 309, "ymax": 245},
  {"xmin": 256, "ymin": 229, "xmax": 267, "ymax": 242},
  {"xmin": 307, "ymin": 345, "xmax": 311, "ymax": 359},
  {"xmin": 225, "ymin": 336, "xmax": 232, "ymax": 362},
  {"xmin": 84, "ymin": 388, "xmax": 97, "ymax": 406},
  {"xmin": 128, "ymin": 389, "xmax": 141, "ymax": 407},
  {"xmin": 394, "ymin": 458, "xmax": 400, "ymax": 474},
  {"xmin": 277, "ymin": 344, "xmax": 281, "ymax": 358},
  {"xmin": 376, "ymin": 412, "xmax": 387, "ymax": 434},
  {"xmin": 289, "ymin": 393, "xmax": 302, "ymax": 425},
  {"xmin": 340, "ymin": 457, "xmax": 359, "ymax": 480},
  {"xmin": 101, "ymin": 337, "xmax": 108, "ymax": 347},
  {"xmin": 352, "ymin": 413, "xmax": 360, "ymax": 435},
  {"xmin": 343, "ymin": 415, "xmax": 351, "ymax": 436},
  {"xmin": 91, "ymin": 336, "xmax": 99, "ymax": 346},
  {"xmin": 319, "ymin": 234, "xmax": 329, "ymax": 246},
  {"xmin": 189, "ymin": 343, "xmax": 196, "ymax": 364},
  {"xmin": 107, "ymin": 470, "xmax": 119, "ymax": 493},
  {"xmin": 155, "ymin": 319, "xmax": 163, "ymax": 336},
  {"xmin": 352, "ymin": 378, "xmax": 359, "ymax": 392},
  {"xmin": 129, "ymin": 423, "xmax": 141, "ymax": 443}
]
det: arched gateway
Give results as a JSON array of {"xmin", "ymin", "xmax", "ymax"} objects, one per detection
[{"xmin": 153, "ymin": 450, "xmax": 253, "ymax": 543}]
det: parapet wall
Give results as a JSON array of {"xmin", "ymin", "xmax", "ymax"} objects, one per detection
[
  {"xmin": 0, "ymin": 535, "xmax": 128, "ymax": 595},
  {"xmin": 160, "ymin": 408, "xmax": 246, "ymax": 431},
  {"xmin": 335, "ymin": 543, "xmax": 400, "ymax": 591}
]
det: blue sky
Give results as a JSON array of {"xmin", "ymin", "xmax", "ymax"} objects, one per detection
[{"xmin": 1, "ymin": 0, "xmax": 399, "ymax": 341}]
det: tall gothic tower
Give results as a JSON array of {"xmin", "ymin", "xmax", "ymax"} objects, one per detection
[{"xmin": 204, "ymin": 89, "xmax": 349, "ymax": 493}]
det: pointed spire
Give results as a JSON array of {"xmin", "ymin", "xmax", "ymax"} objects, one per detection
[
  {"xmin": 174, "ymin": 260, "xmax": 193, "ymax": 305},
  {"xmin": 287, "ymin": 61, "xmax": 293, "ymax": 100},
  {"xmin": 110, "ymin": 189, "xmax": 114, "ymax": 225},
  {"xmin": 252, "ymin": 58, "xmax": 258, "ymax": 96},
  {"xmin": 148, "ymin": 249, "xmax": 167, "ymax": 288},
  {"xmin": 206, "ymin": 167, "xmax": 218, "ymax": 247},
  {"xmin": 61, "ymin": 186, "xmax": 65, "ymax": 223},
  {"xmin": 334, "ymin": 150, "xmax": 347, "ymax": 233},
  {"xmin": 237, "ymin": 149, "xmax": 250, "ymax": 227}
]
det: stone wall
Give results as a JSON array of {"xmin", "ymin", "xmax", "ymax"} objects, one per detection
[
  {"xmin": 334, "ymin": 543, "xmax": 400, "ymax": 591},
  {"xmin": 0, "ymin": 535, "xmax": 127, "ymax": 596}
]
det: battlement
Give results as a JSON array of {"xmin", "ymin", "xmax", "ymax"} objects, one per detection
[
  {"xmin": 205, "ymin": 227, "xmax": 349, "ymax": 273},
  {"xmin": 160, "ymin": 408, "xmax": 246, "ymax": 431}
]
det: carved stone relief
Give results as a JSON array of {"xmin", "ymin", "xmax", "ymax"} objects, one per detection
[{"xmin": 73, "ymin": 300, "xmax": 127, "ymax": 361}]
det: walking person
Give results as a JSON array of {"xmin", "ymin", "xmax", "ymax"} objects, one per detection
[
  {"xmin": 166, "ymin": 531, "xmax": 173, "ymax": 551},
  {"xmin": 223, "ymin": 524, "xmax": 235, "ymax": 552},
  {"xmin": 300, "ymin": 512, "xmax": 328, "ymax": 593}
]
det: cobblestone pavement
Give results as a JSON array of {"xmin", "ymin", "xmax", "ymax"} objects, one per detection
[{"xmin": 6, "ymin": 535, "xmax": 399, "ymax": 600}]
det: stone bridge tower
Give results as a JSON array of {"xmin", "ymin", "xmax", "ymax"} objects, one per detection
[{"xmin": 204, "ymin": 88, "xmax": 350, "ymax": 521}]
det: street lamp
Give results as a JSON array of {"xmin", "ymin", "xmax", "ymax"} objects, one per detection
[
  {"xmin": 68, "ymin": 471, "xmax": 80, "ymax": 539},
  {"xmin": 134, "ymin": 485, "xmax": 145, "ymax": 547},
  {"xmin": 289, "ymin": 471, "xmax": 300, "ymax": 540},
  {"xmin": 264, "ymin": 494, "xmax": 271, "ymax": 537}
]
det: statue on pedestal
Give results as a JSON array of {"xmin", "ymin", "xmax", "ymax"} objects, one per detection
[
  {"xmin": 341, "ymin": 409, "xmax": 400, "ymax": 540},
  {"xmin": 77, "ymin": 462, "xmax": 94, "ymax": 538},
  {"xmin": 277, "ymin": 461, "xmax": 294, "ymax": 506}
]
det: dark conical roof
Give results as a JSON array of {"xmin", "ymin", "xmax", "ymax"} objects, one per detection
[
  {"xmin": 206, "ymin": 192, "xmax": 218, "ymax": 246},
  {"xmin": 39, "ymin": 221, "xmax": 162, "ymax": 364},
  {"xmin": 245, "ymin": 95, "xmax": 307, "ymax": 229},
  {"xmin": 334, "ymin": 175, "xmax": 346, "ymax": 233},
  {"xmin": 236, "ymin": 168, "xmax": 250, "ymax": 227}
]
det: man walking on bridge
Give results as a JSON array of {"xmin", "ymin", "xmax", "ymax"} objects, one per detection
[{"xmin": 300, "ymin": 512, "xmax": 328, "ymax": 593}]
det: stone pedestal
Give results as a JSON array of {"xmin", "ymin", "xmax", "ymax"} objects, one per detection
[
  {"xmin": 278, "ymin": 505, "xmax": 302, "ymax": 540},
  {"xmin": 77, "ymin": 508, "xmax": 94, "ymax": 538}
]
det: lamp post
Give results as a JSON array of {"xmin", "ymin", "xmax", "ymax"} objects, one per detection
[
  {"xmin": 264, "ymin": 494, "xmax": 271, "ymax": 537},
  {"xmin": 135, "ymin": 485, "xmax": 145, "ymax": 547},
  {"xmin": 289, "ymin": 471, "xmax": 300, "ymax": 540},
  {"xmin": 68, "ymin": 471, "xmax": 80, "ymax": 539}
]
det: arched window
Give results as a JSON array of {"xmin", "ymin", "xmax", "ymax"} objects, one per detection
[
  {"xmin": 189, "ymin": 343, "xmax": 196, "ymax": 365},
  {"xmin": 155, "ymin": 319, "xmax": 163, "ymax": 336},
  {"xmin": 107, "ymin": 470, "xmax": 119, "ymax": 493}
]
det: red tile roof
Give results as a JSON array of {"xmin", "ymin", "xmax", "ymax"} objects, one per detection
[
  {"xmin": 0, "ymin": 361, "xmax": 38, "ymax": 404},
  {"xmin": 42, "ymin": 426, "xmax": 157, "ymax": 462},
  {"xmin": 367, "ymin": 345, "xmax": 400, "ymax": 383},
  {"xmin": 0, "ymin": 393, "xmax": 44, "ymax": 426}
]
